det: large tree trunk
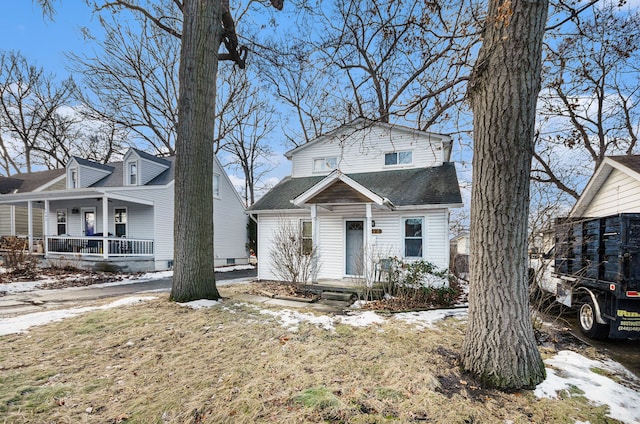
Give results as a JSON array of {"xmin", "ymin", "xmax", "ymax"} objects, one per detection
[
  {"xmin": 171, "ymin": 0, "xmax": 221, "ymax": 301},
  {"xmin": 462, "ymin": 0, "xmax": 548, "ymax": 390}
]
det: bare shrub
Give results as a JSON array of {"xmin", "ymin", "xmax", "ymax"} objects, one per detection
[
  {"xmin": 270, "ymin": 218, "xmax": 318, "ymax": 287},
  {"xmin": 1, "ymin": 236, "xmax": 40, "ymax": 278}
]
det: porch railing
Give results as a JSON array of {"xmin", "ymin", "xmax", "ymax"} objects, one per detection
[{"xmin": 46, "ymin": 236, "xmax": 154, "ymax": 257}]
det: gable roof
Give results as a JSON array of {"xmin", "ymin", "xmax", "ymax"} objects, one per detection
[
  {"xmin": 0, "ymin": 168, "xmax": 66, "ymax": 194},
  {"xmin": 248, "ymin": 162, "xmax": 462, "ymax": 212},
  {"xmin": 283, "ymin": 117, "xmax": 452, "ymax": 160},
  {"xmin": 571, "ymin": 155, "xmax": 640, "ymax": 217}
]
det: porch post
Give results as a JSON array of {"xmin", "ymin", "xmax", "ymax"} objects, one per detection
[
  {"xmin": 365, "ymin": 203, "xmax": 373, "ymax": 286},
  {"xmin": 27, "ymin": 200, "xmax": 33, "ymax": 252},
  {"xmin": 311, "ymin": 204, "xmax": 318, "ymax": 284},
  {"xmin": 102, "ymin": 195, "xmax": 109, "ymax": 258},
  {"xmin": 44, "ymin": 200, "xmax": 49, "ymax": 256}
]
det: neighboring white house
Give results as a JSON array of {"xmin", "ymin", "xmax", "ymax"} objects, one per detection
[
  {"xmin": 0, "ymin": 148, "xmax": 248, "ymax": 271},
  {"xmin": 570, "ymin": 155, "xmax": 640, "ymax": 218},
  {"xmin": 247, "ymin": 118, "xmax": 463, "ymax": 282}
]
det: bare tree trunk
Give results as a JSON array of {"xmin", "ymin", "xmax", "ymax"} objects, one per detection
[
  {"xmin": 171, "ymin": 0, "xmax": 221, "ymax": 301},
  {"xmin": 462, "ymin": 0, "xmax": 548, "ymax": 390}
]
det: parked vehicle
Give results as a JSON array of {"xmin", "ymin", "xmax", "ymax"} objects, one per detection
[{"xmin": 530, "ymin": 213, "xmax": 640, "ymax": 340}]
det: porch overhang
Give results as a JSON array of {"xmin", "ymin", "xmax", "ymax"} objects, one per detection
[
  {"xmin": 0, "ymin": 189, "xmax": 154, "ymax": 206},
  {"xmin": 291, "ymin": 170, "xmax": 395, "ymax": 210}
]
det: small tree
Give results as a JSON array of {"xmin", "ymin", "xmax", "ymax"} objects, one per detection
[{"xmin": 270, "ymin": 218, "xmax": 317, "ymax": 287}]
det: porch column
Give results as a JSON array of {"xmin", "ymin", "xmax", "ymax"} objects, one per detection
[
  {"xmin": 365, "ymin": 203, "xmax": 373, "ymax": 286},
  {"xmin": 27, "ymin": 200, "xmax": 33, "ymax": 251},
  {"xmin": 311, "ymin": 204, "xmax": 319, "ymax": 284},
  {"xmin": 44, "ymin": 200, "xmax": 49, "ymax": 256},
  {"xmin": 102, "ymin": 195, "xmax": 109, "ymax": 258}
]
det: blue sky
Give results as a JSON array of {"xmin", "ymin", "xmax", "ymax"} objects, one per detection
[
  {"xmin": 0, "ymin": 2, "xmax": 289, "ymax": 192},
  {"xmin": 0, "ymin": 2, "xmax": 97, "ymax": 79}
]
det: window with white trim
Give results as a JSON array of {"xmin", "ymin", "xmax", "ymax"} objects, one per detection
[
  {"xmin": 128, "ymin": 162, "xmax": 138, "ymax": 185},
  {"xmin": 56, "ymin": 209, "xmax": 67, "ymax": 235},
  {"xmin": 403, "ymin": 217, "xmax": 423, "ymax": 258},
  {"xmin": 70, "ymin": 168, "xmax": 78, "ymax": 188},
  {"xmin": 313, "ymin": 157, "xmax": 337, "ymax": 172},
  {"xmin": 385, "ymin": 150, "xmax": 412, "ymax": 166},
  {"xmin": 301, "ymin": 220, "xmax": 313, "ymax": 255},
  {"xmin": 213, "ymin": 174, "xmax": 220, "ymax": 198},
  {"xmin": 114, "ymin": 207, "xmax": 127, "ymax": 237}
]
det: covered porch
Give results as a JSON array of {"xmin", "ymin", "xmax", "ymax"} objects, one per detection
[{"xmin": 0, "ymin": 189, "xmax": 155, "ymax": 262}]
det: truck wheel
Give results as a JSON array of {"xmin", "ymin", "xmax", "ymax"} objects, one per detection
[{"xmin": 578, "ymin": 297, "xmax": 610, "ymax": 340}]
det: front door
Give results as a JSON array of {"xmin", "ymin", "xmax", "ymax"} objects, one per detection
[
  {"xmin": 82, "ymin": 209, "xmax": 96, "ymax": 236},
  {"xmin": 345, "ymin": 220, "xmax": 364, "ymax": 275}
]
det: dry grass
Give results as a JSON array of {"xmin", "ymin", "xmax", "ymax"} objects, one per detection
[{"xmin": 0, "ymin": 295, "xmax": 618, "ymax": 423}]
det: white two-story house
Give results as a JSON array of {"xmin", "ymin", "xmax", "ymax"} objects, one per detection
[
  {"xmin": 0, "ymin": 148, "xmax": 248, "ymax": 272},
  {"xmin": 247, "ymin": 118, "xmax": 463, "ymax": 282}
]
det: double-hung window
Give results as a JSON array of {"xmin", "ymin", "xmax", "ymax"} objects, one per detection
[
  {"xmin": 301, "ymin": 220, "xmax": 313, "ymax": 255},
  {"xmin": 114, "ymin": 208, "xmax": 127, "ymax": 237},
  {"xmin": 404, "ymin": 217, "xmax": 423, "ymax": 258},
  {"xmin": 129, "ymin": 162, "xmax": 138, "ymax": 185},
  {"xmin": 56, "ymin": 210, "xmax": 67, "ymax": 235},
  {"xmin": 385, "ymin": 150, "xmax": 412, "ymax": 166},
  {"xmin": 70, "ymin": 169, "xmax": 78, "ymax": 188}
]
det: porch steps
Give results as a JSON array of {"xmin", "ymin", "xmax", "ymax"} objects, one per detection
[{"xmin": 320, "ymin": 291, "xmax": 354, "ymax": 302}]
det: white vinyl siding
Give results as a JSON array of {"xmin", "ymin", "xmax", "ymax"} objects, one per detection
[
  {"xmin": 290, "ymin": 126, "xmax": 446, "ymax": 177},
  {"xmin": 583, "ymin": 169, "xmax": 640, "ymax": 216},
  {"xmin": 256, "ymin": 208, "xmax": 451, "ymax": 281}
]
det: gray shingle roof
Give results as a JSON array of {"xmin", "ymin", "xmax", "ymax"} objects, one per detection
[
  {"xmin": 131, "ymin": 147, "xmax": 172, "ymax": 167},
  {"xmin": 609, "ymin": 155, "xmax": 640, "ymax": 174},
  {"xmin": 72, "ymin": 156, "xmax": 115, "ymax": 172},
  {"xmin": 248, "ymin": 163, "xmax": 462, "ymax": 211},
  {"xmin": 0, "ymin": 168, "xmax": 66, "ymax": 194}
]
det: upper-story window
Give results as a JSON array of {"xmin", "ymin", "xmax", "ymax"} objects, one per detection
[
  {"xmin": 313, "ymin": 157, "xmax": 337, "ymax": 172},
  {"xmin": 70, "ymin": 168, "xmax": 78, "ymax": 188},
  {"xmin": 385, "ymin": 150, "xmax": 413, "ymax": 166},
  {"xmin": 213, "ymin": 174, "xmax": 220, "ymax": 198},
  {"xmin": 128, "ymin": 162, "xmax": 138, "ymax": 185}
]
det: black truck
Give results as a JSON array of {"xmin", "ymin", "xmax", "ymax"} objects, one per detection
[{"xmin": 533, "ymin": 213, "xmax": 640, "ymax": 340}]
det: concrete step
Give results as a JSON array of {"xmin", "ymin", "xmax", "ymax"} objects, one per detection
[{"xmin": 321, "ymin": 291, "xmax": 354, "ymax": 302}]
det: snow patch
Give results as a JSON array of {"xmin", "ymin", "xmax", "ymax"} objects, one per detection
[
  {"xmin": 0, "ymin": 296, "xmax": 156, "ymax": 336},
  {"xmin": 177, "ymin": 299, "xmax": 221, "ymax": 309},
  {"xmin": 535, "ymin": 350, "xmax": 640, "ymax": 424},
  {"xmin": 393, "ymin": 308, "xmax": 468, "ymax": 330}
]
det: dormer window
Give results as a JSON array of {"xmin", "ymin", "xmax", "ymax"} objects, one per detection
[
  {"xmin": 128, "ymin": 162, "xmax": 138, "ymax": 185},
  {"xmin": 313, "ymin": 157, "xmax": 337, "ymax": 172},
  {"xmin": 70, "ymin": 168, "xmax": 78, "ymax": 188},
  {"xmin": 385, "ymin": 150, "xmax": 412, "ymax": 166}
]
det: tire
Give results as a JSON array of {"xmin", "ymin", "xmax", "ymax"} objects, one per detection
[{"xmin": 578, "ymin": 296, "xmax": 610, "ymax": 340}]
